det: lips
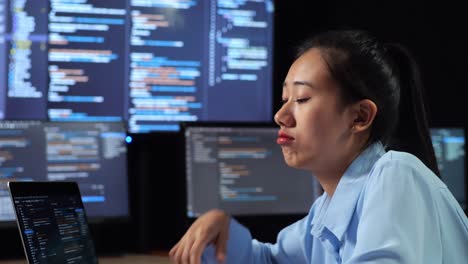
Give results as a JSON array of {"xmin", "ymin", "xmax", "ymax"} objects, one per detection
[{"xmin": 277, "ymin": 131, "xmax": 295, "ymax": 145}]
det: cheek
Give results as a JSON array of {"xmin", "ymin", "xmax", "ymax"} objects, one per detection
[
  {"xmin": 298, "ymin": 108, "xmax": 339, "ymax": 149},
  {"xmin": 300, "ymin": 108, "xmax": 328, "ymax": 137}
]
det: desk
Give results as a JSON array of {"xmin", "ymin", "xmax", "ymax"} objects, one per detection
[{"xmin": 0, "ymin": 254, "xmax": 171, "ymax": 264}]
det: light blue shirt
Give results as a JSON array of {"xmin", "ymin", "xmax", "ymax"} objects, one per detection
[{"xmin": 203, "ymin": 142, "xmax": 468, "ymax": 263}]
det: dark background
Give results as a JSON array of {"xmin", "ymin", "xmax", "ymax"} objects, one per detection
[{"xmin": 1, "ymin": 0, "xmax": 467, "ymax": 259}]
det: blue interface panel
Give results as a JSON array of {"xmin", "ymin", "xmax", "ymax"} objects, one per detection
[
  {"xmin": 47, "ymin": 0, "xmax": 128, "ymax": 122},
  {"xmin": 0, "ymin": 0, "xmax": 48, "ymax": 119},
  {"xmin": 0, "ymin": 0, "xmax": 275, "ymax": 132},
  {"xmin": 0, "ymin": 121, "xmax": 129, "ymax": 222}
]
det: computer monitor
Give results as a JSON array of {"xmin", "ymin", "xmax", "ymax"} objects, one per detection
[
  {"xmin": 184, "ymin": 123, "xmax": 322, "ymax": 217},
  {"xmin": 430, "ymin": 127, "xmax": 466, "ymax": 210},
  {"xmin": 1, "ymin": 0, "xmax": 275, "ymax": 132},
  {"xmin": 0, "ymin": 120, "xmax": 129, "ymax": 223}
]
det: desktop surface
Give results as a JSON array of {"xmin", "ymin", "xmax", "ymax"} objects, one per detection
[{"xmin": 0, "ymin": 254, "xmax": 171, "ymax": 264}]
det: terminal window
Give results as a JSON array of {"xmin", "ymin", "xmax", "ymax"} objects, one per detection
[{"xmin": 185, "ymin": 126, "xmax": 322, "ymax": 217}]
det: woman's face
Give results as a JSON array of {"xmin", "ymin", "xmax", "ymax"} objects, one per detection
[{"xmin": 275, "ymin": 48, "xmax": 354, "ymax": 173}]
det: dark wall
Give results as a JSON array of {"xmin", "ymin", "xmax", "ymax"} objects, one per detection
[{"xmin": 273, "ymin": 0, "xmax": 467, "ymax": 127}]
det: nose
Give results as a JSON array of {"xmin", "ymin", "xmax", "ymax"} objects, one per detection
[{"xmin": 274, "ymin": 102, "xmax": 296, "ymax": 127}]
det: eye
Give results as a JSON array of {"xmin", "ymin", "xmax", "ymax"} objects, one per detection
[
  {"xmin": 294, "ymin": 97, "xmax": 311, "ymax": 104},
  {"xmin": 280, "ymin": 98, "xmax": 289, "ymax": 105}
]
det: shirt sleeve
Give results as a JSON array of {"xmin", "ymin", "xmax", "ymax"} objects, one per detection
[
  {"xmin": 202, "ymin": 214, "xmax": 313, "ymax": 264},
  {"xmin": 346, "ymin": 159, "xmax": 439, "ymax": 264}
]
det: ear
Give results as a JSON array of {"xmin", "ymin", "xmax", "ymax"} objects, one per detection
[{"xmin": 349, "ymin": 99, "xmax": 378, "ymax": 133}]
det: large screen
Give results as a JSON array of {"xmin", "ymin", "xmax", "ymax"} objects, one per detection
[
  {"xmin": 184, "ymin": 125, "xmax": 322, "ymax": 217},
  {"xmin": 0, "ymin": 121, "xmax": 129, "ymax": 222},
  {"xmin": 0, "ymin": 0, "xmax": 274, "ymax": 132},
  {"xmin": 430, "ymin": 128, "xmax": 466, "ymax": 210}
]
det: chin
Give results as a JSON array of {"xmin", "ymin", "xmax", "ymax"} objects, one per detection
[
  {"xmin": 282, "ymin": 150, "xmax": 311, "ymax": 171},
  {"xmin": 286, "ymin": 161, "xmax": 306, "ymax": 170},
  {"xmin": 282, "ymin": 154, "xmax": 303, "ymax": 169}
]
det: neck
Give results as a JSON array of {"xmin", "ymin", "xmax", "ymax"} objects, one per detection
[
  {"xmin": 314, "ymin": 163, "xmax": 350, "ymax": 197},
  {"xmin": 313, "ymin": 138, "xmax": 369, "ymax": 197}
]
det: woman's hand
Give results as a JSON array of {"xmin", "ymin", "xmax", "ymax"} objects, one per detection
[{"xmin": 169, "ymin": 209, "xmax": 231, "ymax": 264}]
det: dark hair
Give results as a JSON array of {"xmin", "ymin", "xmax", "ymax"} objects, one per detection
[{"xmin": 297, "ymin": 30, "xmax": 440, "ymax": 176}]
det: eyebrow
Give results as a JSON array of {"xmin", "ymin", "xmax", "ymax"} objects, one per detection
[{"xmin": 282, "ymin": 81, "xmax": 316, "ymax": 89}]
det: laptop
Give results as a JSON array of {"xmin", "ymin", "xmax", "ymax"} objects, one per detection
[{"xmin": 8, "ymin": 181, "xmax": 98, "ymax": 264}]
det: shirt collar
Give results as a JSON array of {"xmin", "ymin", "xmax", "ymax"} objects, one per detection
[{"xmin": 311, "ymin": 141, "xmax": 386, "ymax": 242}]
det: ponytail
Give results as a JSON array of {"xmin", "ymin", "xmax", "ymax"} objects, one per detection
[
  {"xmin": 385, "ymin": 43, "xmax": 440, "ymax": 176},
  {"xmin": 299, "ymin": 31, "xmax": 440, "ymax": 176}
]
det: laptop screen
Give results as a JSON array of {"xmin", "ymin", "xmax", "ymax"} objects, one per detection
[{"xmin": 8, "ymin": 181, "xmax": 98, "ymax": 264}]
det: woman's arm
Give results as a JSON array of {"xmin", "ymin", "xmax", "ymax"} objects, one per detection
[
  {"xmin": 170, "ymin": 206, "xmax": 316, "ymax": 264},
  {"xmin": 202, "ymin": 215, "xmax": 313, "ymax": 264}
]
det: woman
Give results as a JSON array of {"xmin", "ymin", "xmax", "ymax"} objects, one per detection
[{"xmin": 169, "ymin": 30, "xmax": 468, "ymax": 263}]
